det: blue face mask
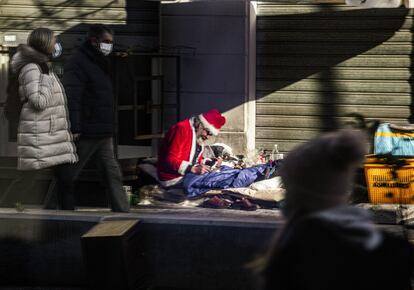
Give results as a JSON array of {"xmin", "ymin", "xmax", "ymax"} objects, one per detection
[{"xmin": 52, "ymin": 42, "xmax": 62, "ymax": 58}]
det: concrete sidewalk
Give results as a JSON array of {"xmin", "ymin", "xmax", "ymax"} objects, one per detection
[{"xmin": 0, "ymin": 204, "xmax": 410, "ymax": 290}]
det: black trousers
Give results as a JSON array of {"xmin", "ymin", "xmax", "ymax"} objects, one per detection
[{"xmin": 51, "ymin": 137, "xmax": 129, "ymax": 212}]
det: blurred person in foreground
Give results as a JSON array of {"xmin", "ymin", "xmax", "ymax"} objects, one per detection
[{"xmin": 256, "ymin": 130, "xmax": 414, "ymax": 290}]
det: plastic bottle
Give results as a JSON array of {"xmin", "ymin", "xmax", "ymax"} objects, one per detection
[
  {"xmin": 271, "ymin": 145, "xmax": 277, "ymax": 161},
  {"xmin": 123, "ymin": 185, "xmax": 132, "ymax": 204},
  {"xmin": 271, "ymin": 144, "xmax": 284, "ymax": 161}
]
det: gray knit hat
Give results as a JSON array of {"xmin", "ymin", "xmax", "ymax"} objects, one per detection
[{"xmin": 280, "ymin": 130, "xmax": 368, "ymax": 217}]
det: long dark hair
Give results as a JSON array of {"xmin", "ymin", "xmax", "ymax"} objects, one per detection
[{"xmin": 27, "ymin": 28, "xmax": 54, "ymax": 55}]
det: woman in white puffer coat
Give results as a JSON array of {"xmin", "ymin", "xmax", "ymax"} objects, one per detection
[
  {"xmin": 14, "ymin": 28, "xmax": 77, "ymax": 170},
  {"xmin": 1, "ymin": 28, "xmax": 77, "ymax": 205}
]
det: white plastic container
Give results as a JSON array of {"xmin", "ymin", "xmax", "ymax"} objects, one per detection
[
  {"xmin": 346, "ymin": 0, "xmax": 402, "ymax": 8},
  {"xmin": 271, "ymin": 144, "xmax": 284, "ymax": 161}
]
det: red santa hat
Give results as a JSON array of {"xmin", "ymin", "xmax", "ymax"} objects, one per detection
[{"xmin": 198, "ymin": 109, "xmax": 226, "ymax": 136}]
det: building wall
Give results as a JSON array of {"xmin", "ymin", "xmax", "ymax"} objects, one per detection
[
  {"xmin": 1, "ymin": 0, "xmax": 253, "ymax": 157},
  {"xmin": 0, "ymin": 0, "xmax": 159, "ymax": 157},
  {"xmin": 161, "ymin": 0, "xmax": 254, "ymax": 155}
]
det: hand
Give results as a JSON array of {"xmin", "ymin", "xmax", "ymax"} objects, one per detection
[
  {"xmin": 215, "ymin": 157, "xmax": 223, "ymax": 168},
  {"xmin": 72, "ymin": 133, "xmax": 81, "ymax": 141},
  {"xmin": 191, "ymin": 164, "xmax": 211, "ymax": 175}
]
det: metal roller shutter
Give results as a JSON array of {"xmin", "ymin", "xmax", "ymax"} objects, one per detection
[{"xmin": 256, "ymin": 2, "xmax": 413, "ymax": 153}]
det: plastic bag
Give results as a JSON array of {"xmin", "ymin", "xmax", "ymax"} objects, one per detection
[
  {"xmin": 250, "ymin": 176, "xmax": 283, "ymax": 191},
  {"xmin": 374, "ymin": 123, "xmax": 414, "ymax": 156}
]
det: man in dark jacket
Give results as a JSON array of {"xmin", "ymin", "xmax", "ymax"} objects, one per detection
[{"xmin": 52, "ymin": 24, "xmax": 129, "ymax": 212}]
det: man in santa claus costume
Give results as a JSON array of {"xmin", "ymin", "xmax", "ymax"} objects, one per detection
[{"xmin": 158, "ymin": 109, "xmax": 226, "ymax": 187}]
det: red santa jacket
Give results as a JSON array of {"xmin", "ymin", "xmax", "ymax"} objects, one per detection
[{"xmin": 158, "ymin": 118, "xmax": 203, "ymax": 186}]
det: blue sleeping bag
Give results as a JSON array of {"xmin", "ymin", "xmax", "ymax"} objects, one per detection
[{"xmin": 183, "ymin": 165, "xmax": 269, "ymax": 198}]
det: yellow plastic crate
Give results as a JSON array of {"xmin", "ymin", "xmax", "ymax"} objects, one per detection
[{"xmin": 365, "ymin": 157, "xmax": 414, "ymax": 204}]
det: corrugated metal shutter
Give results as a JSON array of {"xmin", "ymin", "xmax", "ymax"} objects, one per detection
[{"xmin": 256, "ymin": 2, "xmax": 413, "ymax": 153}]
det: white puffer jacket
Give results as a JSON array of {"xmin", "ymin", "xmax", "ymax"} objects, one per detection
[{"xmin": 11, "ymin": 45, "xmax": 78, "ymax": 170}]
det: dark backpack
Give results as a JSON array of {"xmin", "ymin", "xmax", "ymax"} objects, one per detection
[{"xmin": 5, "ymin": 62, "xmax": 49, "ymax": 121}]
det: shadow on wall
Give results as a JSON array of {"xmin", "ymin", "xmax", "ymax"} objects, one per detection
[
  {"xmin": 2, "ymin": 2, "xmax": 409, "ymax": 132},
  {"xmin": 159, "ymin": 2, "xmax": 410, "ymax": 138},
  {"xmin": 1, "ymin": 0, "xmax": 160, "ymax": 144},
  {"xmin": 411, "ymin": 8, "xmax": 414, "ymax": 123},
  {"xmin": 0, "ymin": 0, "xmax": 159, "ymax": 52},
  {"xmin": 256, "ymin": 5, "xmax": 410, "ymax": 131},
  {"xmin": 0, "ymin": 0, "xmax": 159, "ymax": 206},
  {"xmin": 56, "ymin": 0, "xmax": 160, "ymax": 148}
]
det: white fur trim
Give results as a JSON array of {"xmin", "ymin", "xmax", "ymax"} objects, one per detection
[
  {"xmin": 199, "ymin": 114, "xmax": 220, "ymax": 136},
  {"xmin": 159, "ymin": 176, "xmax": 183, "ymax": 187},
  {"xmin": 197, "ymin": 144, "xmax": 204, "ymax": 163},
  {"xmin": 189, "ymin": 118, "xmax": 197, "ymax": 162},
  {"xmin": 178, "ymin": 160, "xmax": 191, "ymax": 175}
]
